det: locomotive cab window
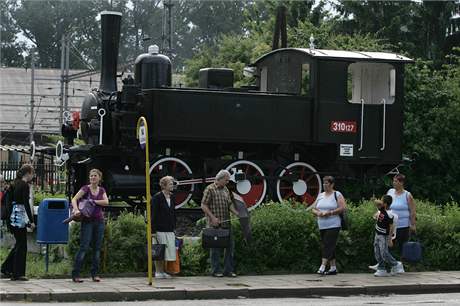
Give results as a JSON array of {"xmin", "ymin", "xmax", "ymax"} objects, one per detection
[
  {"xmin": 300, "ymin": 63, "xmax": 311, "ymax": 96},
  {"xmin": 347, "ymin": 62, "xmax": 396, "ymax": 104}
]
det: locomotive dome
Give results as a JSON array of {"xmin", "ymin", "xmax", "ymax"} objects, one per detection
[{"xmin": 134, "ymin": 44, "xmax": 172, "ymax": 89}]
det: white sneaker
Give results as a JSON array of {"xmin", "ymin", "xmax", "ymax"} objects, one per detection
[
  {"xmin": 368, "ymin": 263, "xmax": 379, "ymax": 271},
  {"xmin": 155, "ymin": 272, "xmax": 165, "ymax": 279},
  {"xmin": 374, "ymin": 270, "xmax": 389, "ymax": 277},
  {"xmin": 162, "ymin": 272, "xmax": 172, "ymax": 279},
  {"xmin": 391, "ymin": 261, "xmax": 405, "ymax": 274}
]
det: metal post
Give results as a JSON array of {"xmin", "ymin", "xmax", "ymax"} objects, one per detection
[
  {"xmin": 45, "ymin": 244, "xmax": 49, "ymax": 273},
  {"xmin": 29, "ymin": 52, "xmax": 35, "ymax": 143},
  {"xmin": 64, "ymin": 37, "xmax": 70, "ymax": 113},
  {"xmin": 136, "ymin": 117, "xmax": 153, "ymax": 286},
  {"xmin": 59, "ymin": 35, "xmax": 65, "ymax": 127}
]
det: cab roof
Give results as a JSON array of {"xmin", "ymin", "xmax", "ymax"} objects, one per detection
[{"xmin": 251, "ymin": 48, "xmax": 414, "ymax": 65}]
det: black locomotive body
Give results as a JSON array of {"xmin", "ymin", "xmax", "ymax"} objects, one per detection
[{"xmin": 62, "ymin": 12, "xmax": 413, "ymax": 209}]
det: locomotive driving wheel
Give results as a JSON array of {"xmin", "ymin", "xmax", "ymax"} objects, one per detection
[
  {"xmin": 276, "ymin": 162, "xmax": 321, "ymax": 205},
  {"xmin": 150, "ymin": 157, "xmax": 194, "ymax": 208},
  {"xmin": 225, "ymin": 160, "xmax": 267, "ymax": 210}
]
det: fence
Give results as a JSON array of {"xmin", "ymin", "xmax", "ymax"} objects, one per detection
[{"xmin": 0, "ymin": 160, "xmax": 66, "ymax": 194}]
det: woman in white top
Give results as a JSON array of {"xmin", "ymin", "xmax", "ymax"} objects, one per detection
[
  {"xmin": 311, "ymin": 176, "xmax": 346, "ymax": 275},
  {"xmin": 387, "ymin": 173, "xmax": 416, "ymax": 254}
]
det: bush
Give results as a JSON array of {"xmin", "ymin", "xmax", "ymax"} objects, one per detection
[
  {"xmin": 185, "ymin": 200, "xmax": 460, "ymax": 275},
  {"xmin": 68, "ymin": 200, "xmax": 460, "ymax": 276},
  {"xmin": 68, "ymin": 212, "xmax": 148, "ymax": 275}
]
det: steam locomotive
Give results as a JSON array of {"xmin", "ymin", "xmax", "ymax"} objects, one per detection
[{"xmin": 60, "ymin": 11, "xmax": 413, "ymax": 209}]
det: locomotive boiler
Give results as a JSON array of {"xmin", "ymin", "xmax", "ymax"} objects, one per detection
[{"xmin": 60, "ymin": 11, "xmax": 413, "ymax": 209}]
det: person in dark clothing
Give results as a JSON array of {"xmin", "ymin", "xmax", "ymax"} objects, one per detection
[
  {"xmin": 1, "ymin": 164, "xmax": 35, "ymax": 281},
  {"xmin": 372, "ymin": 195, "xmax": 404, "ymax": 277},
  {"xmin": 151, "ymin": 176, "xmax": 177, "ymax": 279}
]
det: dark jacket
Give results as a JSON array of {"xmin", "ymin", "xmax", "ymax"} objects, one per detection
[{"xmin": 151, "ymin": 191, "xmax": 176, "ymax": 233}]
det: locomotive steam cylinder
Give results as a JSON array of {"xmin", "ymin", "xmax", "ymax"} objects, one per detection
[{"xmin": 134, "ymin": 44, "xmax": 172, "ymax": 89}]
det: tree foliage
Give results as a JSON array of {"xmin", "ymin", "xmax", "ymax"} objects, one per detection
[{"xmin": 403, "ymin": 51, "xmax": 460, "ymax": 202}]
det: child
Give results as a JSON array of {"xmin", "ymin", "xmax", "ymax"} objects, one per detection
[{"xmin": 373, "ymin": 195, "xmax": 404, "ymax": 277}]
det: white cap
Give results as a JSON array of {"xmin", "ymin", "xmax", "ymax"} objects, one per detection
[{"xmin": 148, "ymin": 45, "xmax": 159, "ymax": 55}]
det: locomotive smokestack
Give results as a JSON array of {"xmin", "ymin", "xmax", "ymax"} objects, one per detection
[{"xmin": 99, "ymin": 11, "xmax": 122, "ymax": 93}]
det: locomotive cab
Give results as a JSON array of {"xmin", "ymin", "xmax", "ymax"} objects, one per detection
[{"xmin": 251, "ymin": 48, "xmax": 413, "ymax": 165}]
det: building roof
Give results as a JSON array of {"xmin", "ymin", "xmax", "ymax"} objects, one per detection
[
  {"xmin": 0, "ymin": 67, "xmax": 123, "ymax": 134},
  {"xmin": 251, "ymin": 48, "xmax": 414, "ymax": 65}
]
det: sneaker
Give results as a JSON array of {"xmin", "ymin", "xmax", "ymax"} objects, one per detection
[
  {"xmin": 368, "ymin": 263, "xmax": 379, "ymax": 271},
  {"xmin": 374, "ymin": 270, "xmax": 389, "ymax": 277},
  {"xmin": 316, "ymin": 269, "xmax": 325, "ymax": 275},
  {"xmin": 391, "ymin": 261, "xmax": 405, "ymax": 274},
  {"xmin": 223, "ymin": 272, "xmax": 237, "ymax": 278},
  {"xmin": 155, "ymin": 272, "xmax": 166, "ymax": 279},
  {"xmin": 212, "ymin": 273, "xmax": 224, "ymax": 277},
  {"xmin": 162, "ymin": 272, "xmax": 172, "ymax": 279},
  {"xmin": 325, "ymin": 270, "xmax": 337, "ymax": 275}
]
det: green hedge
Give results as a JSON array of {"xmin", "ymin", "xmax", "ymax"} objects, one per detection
[
  {"xmin": 68, "ymin": 200, "xmax": 460, "ymax": 276},
  {"xmin": 68, "ymin": 212, "xmax": 148, "ymax": 274}
]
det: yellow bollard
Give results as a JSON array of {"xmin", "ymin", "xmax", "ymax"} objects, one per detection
[{"xmin": 136, "ymin": 117, "xmax": 153, "ymax": 286}]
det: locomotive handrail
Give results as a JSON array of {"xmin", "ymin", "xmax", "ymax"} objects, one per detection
[
  {"xmin": 98, "ymin": 108, "xmax": 106, "ymax": 145},
  {"xmin": 380, "ymin": 98, "xmax": 386, "ymax": 151},
  {"xmin": 358, "ymin": 98, "xmax": 365, "ymax": 151}
]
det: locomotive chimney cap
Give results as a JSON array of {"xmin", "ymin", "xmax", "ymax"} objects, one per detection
[
  {"xmin": 100, "ymin": 11, "xmax": 122, "ymax": 16},
  {"xmin": 148, "ymin": 45, "xmax": 159, "ymax": 55}
]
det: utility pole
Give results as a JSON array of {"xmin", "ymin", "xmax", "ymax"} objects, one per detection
[
  {"xmin": 29, "ymin": 51, "xmax": 36, "ymax": 143},
  {"xmin": 162, "ymin": 0, "xmax": 174, "ymax": 56},
  {"xmin": 59, "ymin": 35, "xmax": 66, "ymax": 126},
  {"xmin": 64, "ymin": 36, "xmax": 70, "ymax": 114}
]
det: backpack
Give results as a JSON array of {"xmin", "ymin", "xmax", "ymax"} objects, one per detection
[
  {"xmin": 334, "ymin": 191, "xmax": 348, "ymax": 230},
  {"xmin": 0, "ymin": 185, "xmax": 14, "ymax": 223}
]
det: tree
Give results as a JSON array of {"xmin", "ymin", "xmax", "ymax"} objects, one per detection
[
  {"xmin": 333, "ymin": 0, "xmax": 457, "ymax": 61},
  {"xmin": 8, "ymin": 0, "xmax": 104, "ymax": 69},
  {"xmin": 0, "ymin": 0, "xmax": 26, "ymax": 67},
  {"xmin": 403, "ymin": 51, "xmax": 460, "ymax": 202}
]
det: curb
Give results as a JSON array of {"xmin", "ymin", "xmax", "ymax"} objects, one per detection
[{"xmin": 1, "ymin": 283, "xmax": 459, "ymax": 302}]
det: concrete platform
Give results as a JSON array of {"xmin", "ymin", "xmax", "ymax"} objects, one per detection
[{"xmin": 1, "ymin": 272, "xmax": 459, "ymax": 302}]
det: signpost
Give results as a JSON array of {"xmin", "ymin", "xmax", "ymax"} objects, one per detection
[{"xmin": 136, "ymin": 117, "xmax": 153, "ymax": 285}]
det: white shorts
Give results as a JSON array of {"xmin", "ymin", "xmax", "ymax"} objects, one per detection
[{"xmin": 155, "ymin": 232, "xmax": 176, "ymax": 261}]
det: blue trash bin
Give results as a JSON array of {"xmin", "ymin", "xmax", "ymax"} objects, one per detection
[{"xmin": 37, "ymin": 198, "xmax": 69, "ymax": 244}]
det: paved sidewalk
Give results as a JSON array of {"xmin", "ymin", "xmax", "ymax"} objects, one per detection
[{"xmin": 1, "ymin": 272, "xmax": 459, "ymax": 302}]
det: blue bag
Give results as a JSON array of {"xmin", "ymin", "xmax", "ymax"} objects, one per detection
[
  {"xmin": 10, "ymin": 202, "xmax": 28, "ymax": 228},
  {"xmin": 402, "ymin": 239, "xmax": 422, "ymax": 263}
]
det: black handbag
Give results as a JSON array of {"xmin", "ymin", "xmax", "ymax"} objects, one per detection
[
  {"xmin": 334, "ymin": 191, "xmax": 348, "ymax": 230},
  {"xmin": 202, "ymin": 227, "xmax": 230, "ymax": 249},
  {"xmin": 150, "ymin": 236, "xmax": 166, "ymax": 261}
]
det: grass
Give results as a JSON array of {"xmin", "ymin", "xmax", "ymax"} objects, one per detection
[{"xmin": 0, "ymin": 244, "xmax": 72, "ymax": 278}]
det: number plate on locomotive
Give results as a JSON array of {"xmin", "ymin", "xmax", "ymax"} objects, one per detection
[{"xmin": 330, "ymin": 121, "xmax": 357, "ymax": 133}]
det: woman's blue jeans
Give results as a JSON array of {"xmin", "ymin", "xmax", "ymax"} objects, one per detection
[{"xmin": 72, "ymin": 220, "xmax": 105, "ymax": 278}]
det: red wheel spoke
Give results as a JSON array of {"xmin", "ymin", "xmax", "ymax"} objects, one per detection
[
  {"xmin": 284, "ymin": 191, "xmax": 294, "ymax": 199},
  {"xmin": 300, "ymin": 167, "xmax": 305, "ymax": 180},
  {"xmin": 171, "ymin": 161, "xmax": 177, "ymax": 174}
]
